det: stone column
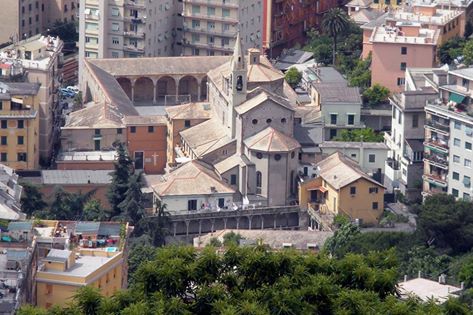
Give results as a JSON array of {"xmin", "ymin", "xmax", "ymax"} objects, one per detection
[{"xmin": 152, "ymin": 78, "xmax": 158, "ymax": 104}]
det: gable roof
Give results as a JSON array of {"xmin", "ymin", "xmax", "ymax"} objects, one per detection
[
  {"xmin": 312, "ymin": 82, "xmax": 362, "ymax": 104},
  {"xmin": 315, "ymin": 152, "xmax": 384, "ymax": 189},
  {"xmin": 165, "ymin": 102, "xmax": 213, "ymax": 120},
  {"xmin": 180, "ymin": 119, "xmax": 232, "ymax": 157},
  {"xmin": 235, "ymin": 89, "xmax": 294, "ymax": 115},
  {"xmin": 152, "ymin": 160, "xmax": 235, "ymax": 196},
  {"xmin": 244, "ymin": 127, "xmax": 300, "ymax": 153}
]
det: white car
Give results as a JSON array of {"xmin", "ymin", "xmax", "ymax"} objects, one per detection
[{"xmin": 66, "ymin": 86, "xmax": 79, "ymax": 93}]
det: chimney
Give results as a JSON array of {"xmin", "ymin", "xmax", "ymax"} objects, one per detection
[
  {"xmin": 404, "ymin": 275, "xmax": 407, "ymax": 282},
  {"xmin": 418, "ymin": 270, "xmax": 421, "ymax": 278}
]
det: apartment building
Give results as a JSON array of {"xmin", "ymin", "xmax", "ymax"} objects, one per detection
[
  {"xmin": 181, "ymin": 0, "xmax": 263, "ymax": 56},
  {"xmin": 423, "ymin": 68, "xmax": 473, "ymax": 201},
  {"xmin": 263, "ymin": 0, "xmax": 339, "ymax": 57},
  {"xmin": 0, "ymin": 0, "xmax": 78, "ymax": 45},
  {"xmin": 384, "ymin": 68, "xmax": 441, "ymax": 201},
  {"xmin": 0, "ymin": 82, "xmax": 40, "ymax": 170},
  {"xmin": 0, "ymin": 35, "xmax": 64, "ymax": 166},
  {"xmin": 78, "ymin": 0, "xmax": 182, "ymax": 84},
  {"xmin": 362, "ymin": 4, "xmax": 464, "ymax": 92}
]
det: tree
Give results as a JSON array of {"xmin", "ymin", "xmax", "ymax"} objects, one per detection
[
  {"xmin": 362, "ymin": 84, "xmax": 390, "ymax": 107},
  {"xmin": 284, "ymin": 67, "xmax": 302, "ymax": 88},
  {"xmin": 223, "ymin": 231, "xmax": 242, "ymax": 247},
  {"xmin": 72, "ymin": 286, "xmax": 102, "ymax": 315},
  {"xmin": 463, "ymin": 39, "xmax": 473, "ymax": 66},
  {"xmin": 134, "ymin": 200, "xmax": 170, "ymax": 247},
  {"xmin": 83, "ymin": 200, "xmax": 109, "ymax": 221},
  {"xmin": 20, "ymin": 182, "xmax": 47, "ymax": 217},
  {"xmin": 117, "ymin": 173, "xmax": 145, "ymax": 225},
  {"xmin": 324, "ymin": 223, "xmax": 360, "ymax": 257},
  {"xmin": 72, "ymin": 91, "xmax": 83, "ymax": 111},
  {"xmin": 335, "ymin": 128, "xmax": 384, "ymax": 142},
  {"xmin": 321, "ymin": 8, "xmax": 350, "ymax": 65},
  {"xmin": 438, "ymin": 37, "xmax": 466, "ymax": 64},
  {"xmin": 348, "ymin": 54, "xmax": 371, "ymax": 89},
  {"xmin": 108, "ymin": 142, "xmax": 133, "ymax": 218},
  {"xmin": 49, "ymin": 20, "xmax": 78, "ymax": 43}
]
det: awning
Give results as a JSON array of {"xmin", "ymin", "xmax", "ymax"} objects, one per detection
[
  {"xmin": 307, "ymin": 186, "xmax": 328, "ymax": 193},
  {"xmin": 449, "ymin": 92, "xmax": 465, "ymax": 104}
]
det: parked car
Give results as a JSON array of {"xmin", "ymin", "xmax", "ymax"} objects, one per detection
[
  {"xmin": 60, "ymin": 88, "xmax": 75, "ymax": 98},
  {"xmin": 66, "ymin": 86, "xmax": 79, "ymax": 93}
]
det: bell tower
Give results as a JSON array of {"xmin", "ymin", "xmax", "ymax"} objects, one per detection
[{"xmin": 230, "ymin": 32, "xmax": 247, "ymax": 108}]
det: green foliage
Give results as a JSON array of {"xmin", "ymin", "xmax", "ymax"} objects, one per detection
[
  {"xmin": 348, "ymin": 54, "xmax": 371, "ymax": 89},
  {"xmin": 36, "ymin": 186, "xmax": 96, "ymax": 220},
  {"xmin": 284, "ymin": 67, "xmax": 302, "ymax": 88},
  {"xmin": 73, "ymin": 92, "xmax": 83, "ymax": 111},
  {"xmin": 458, "ymin": 257, "xmax": 473, "ymax": 288},
  {"xmin": 401, "ymin": 245, "xmax": 452, "ymax": 279},
  {"xmin": 334, "ymin": 128, "xmax": 384, "ymax": 142},
  {"xmin": 22, "ymin": 245, "xmax": 471, "ymax": 314},
  {"xmin": 117, "ymin": 172, "xmax": 145, "ymax": 225},
  {"xmin": 321, "ymin": 8, "xmax": 350, "ymax": 65},
  {"xmin": 128, "ymin": 244, "xmax": 157, "ymax": 284},
  {"xmin": 20, "ymin": 182, "xmax": 47, "ymax": 217},
  {"xmin": 49, "ymin": 20, "xmax": 78, "ymax": 43},
  {"xmin": 324, "ymin": 223, "xmax": 360, "ymax": 257},
  {"xmin": 439, "ymin": 37, "xmax": 466, "ymax": 64},
  {"xmin": 333, "ymin": 214, "xmax": 350, "ymax": 227},
  {"xmin": 362, "ymin": 84, "xmax": 390, "ymax": 107},
  {"xmin": 83, "ymin": 200, "xmax": 109, "ymax": 221},
  {"xmin": 417, "ymin": 194, "xmax": 473, "ymax": 254},
  {"xmin": 222, "ymin": 231, "xmax": 242, "ymax": 246},
  {"xmin": 208, "ymin": 237, "xmax": 222, "ymax": 247},
  {"xmin": 463, "ymin": 40, "xmax": 473, "ymax": 66},
  {"xmin": 108, "ymin": 142, "xmax": 133, "ymax": 218}
]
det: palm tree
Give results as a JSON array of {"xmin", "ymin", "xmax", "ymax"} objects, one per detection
[{"xmin": 321, "ymin": 8, "xmax": 350, "ymax": 65}]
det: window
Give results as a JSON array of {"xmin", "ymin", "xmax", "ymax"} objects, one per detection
[
  {"xmin": 369, "ymin": 154, "xmax": 376, "ymax": 163},
  {"xmin": 94, "ymin": 129, "xmax": 100, "ymax": 135},
  {"xmin": 372, "ymin": 202, "xmax": 379, "ymax": 210},
  {"xmin": 393, "ymin": 107, "xmax": 396, "ymax": 119},
  {"xmin": 369, "ymin": 187, "xmax": 379, "ymax": 194},
  {"xmin": 252, "ymin": 119, "xmax": 258, "ymax": 125},
  {"xmin": 130, "ymin": 126, "xmax": 136, "ymax": 133},
  {"xmin": 1, "ymin": 120, "xmax": 6, "ymax": 129},
  {"xmin": 111, "ymin": 7, "xmax": 119, "ymax": 16},
  {"xmin": 466, "ymin": 142, "xmax": 472, "ymax": 150},
  {"xmin": 330, "ymin": 114, "xmax": 337, "ymax": 125},
  {"xmin": 17, "ymin": 120, "xmax": 24, "ymax": 129},
  {"xmin": 184, "ymin": 120, "xmax": 191, "ymax": 128},
  {"xmin": 400, "ymin": 62, "xmax": 407, "ymax": 70},
  {"xmin": 207, "ymin": 7, "xmax": 215, "ymax": 15},
  {"xmin": 218, "ymin": 198, "xmax": 225, "ymax": 208},
  {"xmin": 148, "ymin": 126, "xmax": 154, "ymax": 133},
  {"xmin": 187, "ymin": 199, "xmax": 197, "ymax": 211},
  {"xmin": 94, "ymin": 139, "xmax": 100, "ymax": 151},
  {"xmin": 0, "ymin": 153, "xmax": 6, "ymax": 162},
  {"xmin": 452, "ymin": 188, "xmax": 459, "ymax": 197},
  {"xmin": 17, "ymin": 136, "xmax": 23, "ymax": 145},
  {"xmin": 222, "ymin": 8, "xmax": 230, "ymax": 17},
  {"xmin": 281, "ymin": 118, "xmax": 287, "ymax": 123},
  {"xmin": 256, "ymin": 171, "xmax": 262, "ymax": 193},
  {"xmin": 464, "ymin": 175, "xmax": 471, "ymax": 188},
  {"xmin": 454, "ymin": 138, "xmax": 461, "ymax": 146},
  {"xmin": 266, "ymin": 118, "xmax": 272, "ymax": 124},
  {"xmin": 465, "ymin": 158, "xmax": 472, "ymax": 167},
  {"xmin": 454, "ymin": 121, "xmax": 462, "ymax": 130},
  {"xmin": 117, "ymin": 128, "xmax": 122, "ymax": 134},
  {"xmin": 17, "ymin": 153, "xmax": 27, "ymax": 162},
  {"xmin": 111, "ymin": 23, "xmax": 119, "ymax": 31},
  {"xmin": 350, "ymin": 187, "xmax": 356, "ymax": 195},
  {"xmin": 453, "ymin": 155, "xmax": 460, "ymax": 163},
  {"xmin": 291, "ymin": 151, "xmax": 295, "ymax": 159},
  {"xmin": 397, "ymin": 77, "xmax": 405, "ymax": 86},
  {"xmin": 347, "ymin": 114, "xmax": 355, "ymax": 125},
  {"xmin": 329, "ymin": 129, "xmax": 337, "ymax": 139},
  {"xmin": 0, "ymin": 137, "xmax": 6, "ymax": 145},
  {"xmin": 351, "ymin": 153, "xmax": 357, "ymax": 158},
  {"xmin": 230, "ymin": 174, "xmax": 236, "ymax": 185},
  {"xmin": 112, "ymin": 37, "xmax": 119, "ymax": 44},
  {"xmin": 453, "ymin": 172, "xmax": 460, "ymax": 180},
  {"xmin": 401, "ymin": 47, "xmax": 407, "ymax": 55},
  {"xmin": 274, "ymin": 154, "xmax": 281, "ymax": 161},
  {"xmin": 256, "ymin": 152, "xmax": 263, "ymax": 159},
  {"xmin": 464, "ymin": 193, "xmax": 471, "ymax": 201},
  {"xmin": 412, "ymin": 114, "xmax": 419, "ymax": 128},
  {"xmin": 192, "ymin": 5, "xmax": 200, "ymax": 14}
]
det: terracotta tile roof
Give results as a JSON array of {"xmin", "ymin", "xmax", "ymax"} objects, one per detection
[
  {"xmin": 180, "ymin": 119, "xmax": 233, "ymax": 157},
  {"xmin": 346, "ymin": 0, "xmax": 372, "ymax": 7},
  {"xmin": 244, "ymin": 127, "xmax": 300, "ymax": 152},
  {"xmin": 88, "ymin": 56, "xmax": 229, "ymax": 76},
  {"xmin": 316, "ymin": 152, "xmax": 384, "ymax": 189},
  {"xmin": 64, "ymin": 101, "xmax": 124, "ymax": 129},
  {"xmin": 214, "ymin": 154, "xmax": 253, "ymax": 174},
  {"xmin": 165, "ymin": 102, "xmax": 213, "ymax": 120},
  {"xmin": 123, "ymin": 115, "xmax": 167, "ymax": 125},
  {"xmin": 235, "ymin": 89, "xmax": 293, "ymax": 115},
  {"xmin": 152, "ymin": 160, "xmax": 235, "ymax": 196}
]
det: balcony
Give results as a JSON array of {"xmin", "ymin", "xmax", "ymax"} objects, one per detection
[
  {"xmin": 183, "ymin": 27, "xmax": 236, "ymax": 38},
  {"xmin": 385, "ymin": 158, "xmax": 401, "ymax": 181},
  {"xmin": 425, "ymin": 118, "xmax": 450, "ymax": 134},
  {"xmin": 182, "ymin": 0, "xmax": 239, "ymax": 8},
  {"xmin": 181, "ymin": 41, "xmax": 233, "ymax": 52},
  {"xmin": 424, "ymin": 153, "xmax": 448, "ymax": 169},
  {"xmin": 182, "ymin": 14, "xmax": 238, "ymax": 24},
  {"xmin": 123, "ymin": 45, "xmax": 145, "ymax": 54},
  {"xmin": 422, "ymin": 186, "xmax": 448, "ymax": 197},
  {"xmin": 424, "ymin": 140, "xmax": 449, "ymax": 154},
  {"xmin": 124, "ymin": 31, "xmax": 145, "ymax": 39},
  {"xmin": 124, "ymin": 16, "xmax": 145, "ymax": 24},
  {"xmin": 423, "ymin": 173, "xmax": 448, "ymax": 188},
  {"xmin": 124, "ymin": 0, "xmax": 146, "ymax": 9}
]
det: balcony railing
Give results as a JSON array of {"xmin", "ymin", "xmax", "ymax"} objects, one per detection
[
  {"xmin": 124, "ymin": 31, "xmax": 145, "ymax": 39},
  {"xmin": 425, "ymin": 119, "xmax": 450, "ymax": 133},
  {"xmin": 182, "ymin": 13, "xmax": 238, "ymax": 24},
  {"xmin": 424, "ymin": 140, "xmax": 449, "ymax": 153},
  {"xmin": 123, "ymin": 45, "xmax": 145, "ymax": 53},
  {"xmin": 124, "ymin": 0, "xmax": 146, "ymax": 9},
  {"xmin": 423, "ymin": 173, "xmax": 448, "ymax": 187},
  {"xmin": 183, "ymin": 27, "xmax": 236, "ymax": 38},
  {"xmin": 183, "ymin": 0, "xmax": 239, "ymax": 8},
  {"xmin": 424, "ymin": 153, "xmax": 448, "ymax": 169}
]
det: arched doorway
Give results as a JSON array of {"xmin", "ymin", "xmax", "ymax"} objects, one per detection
[
  {"xmin": 134, "ymin": 77, "xmax": 154, "ymax": 102},
  {"xmin": 156, "ymin": 76, "xmax": 177, "ymax": 105},
  {"xmin": 117, "ymin": 77, "xmax": 132, "ymax": 100},
  {"xmin": 178, "ymin": 76, "xmax": 199, "ymax": 102}
]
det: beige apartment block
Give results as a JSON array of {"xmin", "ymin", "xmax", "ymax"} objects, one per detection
[
  {"xmin": 181, "ymin": 0, "xmax": 263, "ymax": 56},
  {"xmin": 0, "ymin": 0, "xmax": 78, "ymax": 45},
  {"xmin": 0, "ymin": 35, "xmax": 64, "ymax": 166}
]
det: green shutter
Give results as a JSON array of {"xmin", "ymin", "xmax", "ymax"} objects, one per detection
[{"xmin": 449, "ymin": 92, "xmax": 465, "ymax": 104}]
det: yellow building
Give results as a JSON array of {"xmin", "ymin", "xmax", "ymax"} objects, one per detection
[
  {"xmin": 36, "ymin": 248, "xmax": 124, "ymax": 309},
  {"xmin": 0, "ymin": 82, "xmax": 40, "ymax": 169},
  {"xmin": 299, "ymin": 152, "xmax": 385, "ymax": 226}
]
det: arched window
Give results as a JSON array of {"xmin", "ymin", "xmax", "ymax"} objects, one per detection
[
  {"xmin": 256, "ymin": 171, "xmax": 262, "ymax": 194},
  {"xmin": 236, "ymin": 75, "xmax": 243, "ymax": 91}
]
